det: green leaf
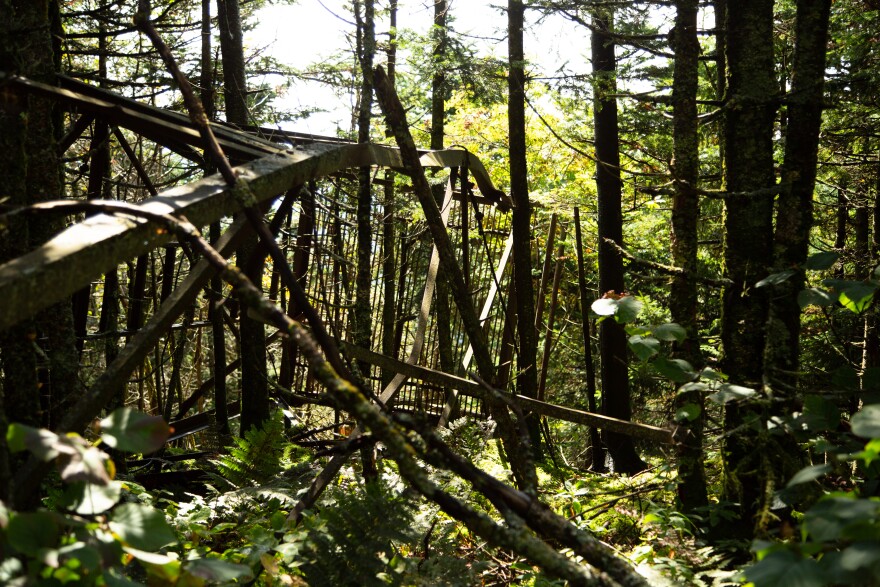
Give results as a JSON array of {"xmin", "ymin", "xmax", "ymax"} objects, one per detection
[
  {"xmin": 675, "ymin": 403, "xmax": 701, "ymax": 422},
  {"xmin": 852, "ymin": 405, "xmax": 880, "ymax": 438},
  {"xmin": 7, "ymin": 424, "xmax": 63, "ymax": 461},
  {"xmin": 60, "ymin": 480, "xmax": 123, "ymax": 515},
  {"xmin": 616, "ymin": 296, "xmax": 643, "ymax": 323},
  {"xmin": 707, "ymin": 383, "xmax": 756, "ymax": 404},
  {"xmin": 652, "ymin": 358, "xmax": 696, "ymax": 383},
  {"xmin": 798, "ymin": 288, "xmax": 835, "ymax": 308},
  {"xmin": 786, "ymin": 464, "xmax": 832, "ymax": 488},
  {"xmin": 805, "ymin": 497, "xmax": 880, "ymax": 542},
  {"xmin": 757, "ymin": 270, "xmax": 796, "ymax": 288},
  {"xmin": 100, "ymin": 408, "xmax": 171, "ymax": 454},
  {"xmin": 628, "ymin": 335, "xmax": 660, "ymax": 361},
  {"xmin": 7, "ymin": 511, "xmax": 59, "ymax": 556},
  {"xmin": 591, "ymin": 295, "xmax": 643, "ymax": 323},
  {"xmin": 805, "ymin": 252, "xmax": 839, "ymax": 270},
  {"xmin": 186, "ymin": 558, "xmax": 254, "ymax": 582},
  {"xmin": 103, "ymin": 568, "xmax": 145, "ymax": 587},
  {"xmin": 744, "ymin": 549, "xmax": 825, "ymax": 587},
  {"xmin": 57, "ymin": 542, "xmax": 102, "ymax": 572},
  {"xmin": 109, "ymin": 503, "xmax": 177, "ymax": 551},
  {"xmin": 58, "ymin": 444, "xmax": 111, "ymax": 485},
  {"xmin": 591, "ymin": 298, "xmax": 618, "ymax": 316},
  {"xmin": 839, "ymin": 283, "xmax": 877, "ymax": 314},
  {"xmin": 653, "ymin": 323, "xmax": 686, "ymax": 342}
]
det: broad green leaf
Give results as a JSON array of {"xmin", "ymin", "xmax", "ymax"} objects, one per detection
[
  {"xmin": 707, "ymin": 383, "xmax": 756, "ymax": 404},
  {"xmin": 677, "ymin": 381, "xmax": 710, "ymax": 394},
  {"xmin": 744, "ymin": 550, "xmax": 825, "ymax": 587},
  {"xmin": 591, "ymin": 298, "xmax": 618, "ymax": 316},
  {"xmin": 653, "ymin": 323, "xmax": 687, "ymax": 342},
  {"xmin": 756, "ymin": 270, "xmax": 796, "ymax": 288},
  {"xmin": 7, "ymin": 424, "xmax": 63, "ymax": 461},
  {"xmin": 628, "ymin": 335, "xmax": 659, "ymax": 361},
  {"xmin": 103, "ymin": 568, "xmax": 145, "ymax": 587},
  {"xmin": 101, "ymin": 408, "xmax": 171, "ymax": 454},
  {"xmin": 58, "ymin": 444, "xmax": 111, "ymax": 485},
  {"xmin": 57, "ymin": 542, "xmax": 102, "ymax": 572},
  {"xmin": 60, "ymin": 480, "xmax": 123, "ymax": 515},
  {"xmin": 798, "ymin": 288, "xmax": 835, "ymax": 308},
  {"xmin": 786, "ymin": 464, "xmax": 832, "ymax": 488},
  {"xmin": 699, "ymin": 367, "xmax": 726, "ymax": 381},
  {"xmin": 834, "ymin": 542, "xmax": 880, "ymax": 578},
  {"xmin": 805, "ymin": 497, "xmax": 880, "ymax": 542},
  {"xmin": 616, "ymin": 296, "xmax": 643, "ymax": 323},
  {"xmin": 186, "ymin": 558, "xmax": 254, "ymax": 582},
  {"xmin": 652, "ymin": 358, "xmax": 696, "ymax": 383},
  {"xmin": 852, "ymin": 405, "xmax": 880, "ymax": 438},
  {"xmin": 675, "ymin": 403, "xmax": 701, "ymax": 422},
  {"xmin": 110, "ymin": 503, "xmax": 177, "ymax": 551},
  {"xmin": 7, "ymin": 511, "xmax": 59, "ymax": 556},
  {"xmin": 839, "ymin": 283, "xmax": 877, "ymax": 314},
  {"xmin": 805, "ymin": 251, "xmax": 839, "ymax": 270},
  {"xmin": 122, "ymin": 546, "xmax": 178, "ymax": 565},
  {"xmin": 591, "ymin": 296, "xmax": 642, "ymax": 323}
]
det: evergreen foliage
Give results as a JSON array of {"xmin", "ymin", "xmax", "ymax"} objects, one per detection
[
  {"xmin": 211, "ymin": 410, "xmax": 292, "ymax": 488},
  {"xmin": 294, "ymin": 484, "xmax": 420, "ymax": 587}
]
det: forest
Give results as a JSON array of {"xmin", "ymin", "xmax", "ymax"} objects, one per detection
[{"xmin": 0, "ymin": 0, "xmax": 878, "ymax": 585}]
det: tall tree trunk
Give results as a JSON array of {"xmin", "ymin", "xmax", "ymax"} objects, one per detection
[
  {"xmin": 216, "ymin": 0, "xmax": 247, "ymax": 126},
  {"xmin": 591, "ymin": 7, "xmax": 647, "ymax": 475},
  {"xmin": 217, "ymin": 0, "xmax": 268, "ymax": 433},
  {"xmin": 0, "ymin": 0, "xmax": 71, "ymax": 508},
  {"xmin": 431, "ymin": 0, "xmax": 455, "ymax": 377},
  {"xmin": 720, "ymin": 0, "xmax": 778, "ymax": 537},
  {"xmin": 508, "ymin": 0, "xmax": 543, "ymax": 456},
  {"xmin": 766, "ymin": 0, "xmax": 831, "ymax": 395},
  {"xmin": 671, "ymin": 0, "xmax": 708, "ymax": 512},
  {"xmin": 381, "ymin": 1, "xmax": 398, "ymax": 386},
  {"xmin": 574, "ymin": 208, "xmax": 605, "ymax": 471},
  {"xmin": 353, "ymin": 0, "xmax": 378, "ymax": 481}
]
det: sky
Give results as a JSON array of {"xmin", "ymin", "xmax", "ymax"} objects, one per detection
[{"xmin": 249, "ymin": 1, "xmax": 590, "ymax": 136}]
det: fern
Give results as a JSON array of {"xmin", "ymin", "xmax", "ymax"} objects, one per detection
[
  {"xmin": 211, "ymin": 410, "xmax": 291, "ymax": 488},
  {"xmin": 295, "ymin": 484, "xmax": 420, "ymax": 587}
]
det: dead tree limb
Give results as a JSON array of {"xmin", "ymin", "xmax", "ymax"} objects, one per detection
[{"xmin": 373, "ymin": 64, "xmax": 537, "ymax": 494}]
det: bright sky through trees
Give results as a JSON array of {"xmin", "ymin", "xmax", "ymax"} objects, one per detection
[{"xmin": 250, "ymin": 1, "xmax": 590, "ymax": 136}]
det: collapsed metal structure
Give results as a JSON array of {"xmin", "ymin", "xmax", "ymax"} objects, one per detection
[{"xmin": 0, "ymin": 72, "xmax": 673, "ymax": 447}]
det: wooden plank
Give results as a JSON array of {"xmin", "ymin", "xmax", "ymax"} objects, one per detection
[
  {"xmin": 440, "ymin": 229, "xmax": 515, "ymax": 426},
  {"xmin": 341, "ymin": 341, "xmax": 674, "ymax": 445},
  {"xmin": 378, "ymin": 176, "xmax": 455, "ymax": 404}
]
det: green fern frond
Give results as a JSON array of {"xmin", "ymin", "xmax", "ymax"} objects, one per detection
[
  {"xmin": 295, "ymin": 484, "xmax": 420, "ymax": 587},
  {"xmin": 211, "ymin": 410, "xmax": 290, "ymax": 488}
]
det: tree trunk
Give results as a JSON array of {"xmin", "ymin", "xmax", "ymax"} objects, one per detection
[
  {"xmin": 508, "ymin": 0, "xmax": 543, "ymax": 456},
  {"xmin": 353, "ymin": 0, "xmax": 378, "ymax": 481},
  {"xmin": 765, "ymin": 0, "xmax": 831, "ymax": 395},
  {"xmin": 0, "ymin": 0, "xmax": 71, "ymax": 508},
  {"xmin": 671, "ymin": 0, "xmax": 708, "ymax": 513},
  {"xmin": 381, "ymin": 1, "xmax": 398, "ymax": 387},
  {"xmin": 591, "ymin": 7, "xmax": 647, "ymax": 475},
  {"xmin": 720, "ymin": 0, "xmax": 778, "ymax": 536}
]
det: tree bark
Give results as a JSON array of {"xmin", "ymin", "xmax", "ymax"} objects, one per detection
[
  {"xmin": 765, "ymin": 0, "xmax": 831, "ymax": 396},
  {"xmin": 720, "ymin": 0, "xmax": 778, "ymax": 536},
  {"xmin": 671, "ymin": 0, "xmax": 708, "ymax": 513},
  {"xmin": 591, "ymin": 7, "xmax": 647, "ymax": 475},
  {"xmin": 374, "ymin": 65, "xmax": 537, "ymax": 494},
  {"xmin": 509, "ymin": 0, "xmax": 543, "ymax": 456}
]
